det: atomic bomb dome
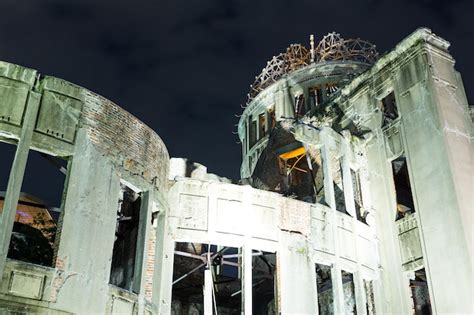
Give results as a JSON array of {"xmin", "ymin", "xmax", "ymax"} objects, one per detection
[{"xmin": 0, "ymin": 28, "xmax": 472, "ymax": 314}]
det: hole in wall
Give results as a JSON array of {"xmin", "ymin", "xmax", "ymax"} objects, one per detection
[
  {"xmin": 109, "ymin": 182, "xmax": 142, "ymax": 292},
  {"xmin": 6, "ymin": 148, "xmax": 68, "ymax": 267}
]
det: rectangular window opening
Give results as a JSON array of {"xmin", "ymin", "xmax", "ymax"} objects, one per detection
[
  {"xmin": 351, "ymin": 169, "xmax": 367, "ymax": 224},
  {"xmin": 249, "ymin": 117, "xmax": 257, "ymax": 149},
  {"xmin": 332, "ymin": 157, "xmax": 347, "ymax": 214},
  {"xmin": 380, "ymin": 92, "xmax": 398, "ymax": 127},
  {"xmin": 341, "ymin": 270, "xmax": 357, "ymax": 314},
  {"xmin": 259, "ymin": 112, "xmax": 267, "ymax": 139},
  {"xmin": 0, "ymin": 141, "xmax": 16, "ymax": 200},
  {"xmin": 252, "ymin": 250, "xmax": 277, "ymax": 314},
  {"xmin": 109, "ymin": 182, "xmax": 142, "ymax": 292},
  {"xmin": 309, "ymin": 86, "xmax": 323, "ymax": 108},
  {"xmin": 6, "ymin": 149, "xmax": 68, "ymax": 267},
  {"xmin": 410, "ymin": 268, "xmax": 432, "ymax": 315},
  {"xmin": 278, "ymin": 147, "xmax": 315, "ymax": 202},
  {"xmin": 316, "ymin": 263, "xmax": 334, "ymax": 315},
  {"xmin": 172, "ymin": 242, "xmax": 242, "ymax": 314},
  {"xmin": 392, "ymin": 156, "xmax": 415, "ymax": 221},
  {"xmin": 294, "ymin": 94, "xmax": 306, "ymax": 117},
  {"xmin": 242, "ymin": 121, "xmax": 247, "ymax": 155}
]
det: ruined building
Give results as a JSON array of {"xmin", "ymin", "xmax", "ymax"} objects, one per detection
[{"xmin": 0, "ymin": 27, "xmax": 472, "ymax": 314}]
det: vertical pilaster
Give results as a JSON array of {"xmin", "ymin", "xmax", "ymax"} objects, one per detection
[
  {"xmin": 321, "ymin": 128, "xmax": 345, "ymax": 314},
  {"xmin": 203, "ymin": 269, "xmax": 213, "ymax": 314},
  {"xmin": 153, "ymin": 202, "xmax": 175, "ymax": 314},
  {"xmin": 242, "ymin": 185, "xmax": 253, "ymax": 314},
  {"xmin": 135, "ymin": 191, "xmax": 152, "ymax": 314},
  {"xmin": 331, "ymin": 266, "xmax": 344, "ymax": 314},
  {"xmin": 354, "ymin": 272, "xmax": 367, "ymax": 315},
  {"xmin": 242, "ymin": 245, "xmax": 252, "ymax": 314}
]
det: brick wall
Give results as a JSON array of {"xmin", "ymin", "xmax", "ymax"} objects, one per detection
[
  {"xmin": 144, "ymin": 226, "xmax": 156, "ymax": 301},
  {"xmin": 81, "ymin": 90, "xmax": 169, "ymax": 189}
]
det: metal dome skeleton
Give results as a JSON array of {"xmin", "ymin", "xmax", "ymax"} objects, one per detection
[{"xmin": 246, "ymin": 32, "xmax": 378, "ymax": 104}]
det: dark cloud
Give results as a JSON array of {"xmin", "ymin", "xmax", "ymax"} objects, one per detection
[{"xmin": 0, "ymin": 0, "xmax": 472, "ymax": 183}]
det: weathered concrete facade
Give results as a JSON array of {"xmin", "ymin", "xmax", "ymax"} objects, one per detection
[
  {"xmin": 0, "ymin": 27, "xmax": 472, "ymax": 314},
  {"xmin": 0, "ymin": 65, "xmax": 169, "ymax": 313}
]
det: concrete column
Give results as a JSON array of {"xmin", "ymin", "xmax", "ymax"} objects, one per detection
[
  {"xmin": 153, "ymin": 203, "xmax": 175, "ymax": 314},
  {"xmin": 135, "ymin": 191, "xmax": 153, "ymax": 314},
  {"xmin": 320, "ymin": 130, "xmax": 335, "ymax": 209},
  {"xmin": 365, "ymin": 131, "xmax": 411, "ymax": 314},
  {"xmin": 204, "ymin": 269, "xmax": 213, "ymax": 314},
  {"xmin": 242, "ymin": 245, "xmax": 252, "ymax": 314},
  {"xmin": 354, "ymin": 271, "xmax": 367, "ymax": 315},
  {"xmin": 0, "ymin": 91, "xmax": 40, "ymax": 275},
  {"xmin": 341, "ymin": 136, "xmax": 368, "ymax": 314},
  {"xmin": 396, "ymin": 68, "xmax": 473, "ymax": 313},
  {"xmin": 241, "ymin": 185, "xmax": 253, "ymax": 314},
  {"xmin": 52, "ymin": 129, "xmax": 119, "ymax": 313},
  {"xmin": 275, "ymin": 80, "xmax": 295, "ymax": 120},
  {"xmin": 331, "ymin": 266, "xmax": 344, "ymax": 314},
  {"xmin": 245, "ymin": 117, "xmax": 250, "ymax": 153},
  {"xmin": 265, "ymin": 109, "xmax": 271, "ymax": 135},
  {"xmin": 278, "ymin": 232, "xmax": 318, "ymax": 314},
  {"xmin": 321, "ymin": 128, "xmax": 347, "ymax": 314}
]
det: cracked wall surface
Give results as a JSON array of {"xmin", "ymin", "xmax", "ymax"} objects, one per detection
[{"xmin": 0, "ymin": 27, "xmax": 472, "ymax": 314}]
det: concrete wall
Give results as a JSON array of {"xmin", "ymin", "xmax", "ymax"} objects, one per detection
[
  {"xmin": 0, "ymin": 27, "xmax": 471, "ymax": 315},
  {"xmin": 162, "ymin": 177, "xmax": 378, "ymax": 314},
  {"xmin": 331, "ymin": 27, "xmax": 473, "ymax": 314},
  {"xmin": 0, "ymin": 63, "xmax": 169, "ymax": 314}
]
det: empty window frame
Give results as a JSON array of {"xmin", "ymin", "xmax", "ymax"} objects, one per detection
[
  {"xmin": 316, "ymin": 263, "xmax": 334, "ymax": 315},
  {"xmin": 0, "ymin": 141, "xmax": 16, "ymax": 196},
  {"xmin": 109, "ymin": 182, "xmax": 143, "ymax": 292},
  {"xmin": 331, "ymin": 156, "xmax": 347, "ymax": 214},
  {"xmin": 309, "ymin": 86, "xmax": 323, "ymax": 108},
  {"xmin": 294, "ymin": 94, "xmax": 306, "ymax": 117},
  {"xmin": 249, "ymin": 117, "xmax": 258, "ymax": 149},
  {"xmin": 380, "ymin": 92, "xmax": 398, "ymax": 127},
  {"xmin": 7, "ymin": 149, "xmax": 68, "ymax": 267},
  {"xmin": 252, "ymin": 250, "xmax": 277, "ymax": 314},
  {"xmin": 278, "ymin": 147, "xmax": 315, "ymax": 202},
  {"xmin": 259, "ymin": 112, "xmax": 267, "ymax": 139},
  {"xmin": 351, "ymin": 169, "xmax": 366, "ymax": 223},
  {"xmin": 172, "ymin": 242, "xmax": 242, "ymax": 314},
  {"xmin": 409, "ymin": 268, "xmax": 432, "ymax": 315},
  {"xmin": 341, "ymin": 270, "xmax": 357, "ymax": 314},
  {"xmin": 391, "ymin": 156, "xmax": 415, "ymax": 221}
]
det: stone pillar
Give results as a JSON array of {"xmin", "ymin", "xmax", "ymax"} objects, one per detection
[
  {"xmin": 153, "ymin": 204, "xmax": 175, "ymax": 314},
  {"xmin": 396, "ymin": 50, "xmax": 473, "ymax": 313}
]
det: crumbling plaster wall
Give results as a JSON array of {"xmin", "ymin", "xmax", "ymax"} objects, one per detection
[
  {"xmin": 331, "ymin": 28, "xmax": 473, "ymax": 314},
  {"xmin": 50, "ymin": 82, "xmax": 170, "ymax": 314},
  {"xmin": 163, "ymin": 177, "xmax": 378, "ymax": 314},
  {"xmin": 0, "ymin": 62, "xmax": 170, "ymax": 314},
  {"xmin": 238, "ymin": 62, "xmax": 369, "ymax": 179}
]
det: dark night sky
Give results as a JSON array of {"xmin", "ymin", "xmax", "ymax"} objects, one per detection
[{"xmin": 0, "ymin": 0, "xmax": 472, "ymax": 183}]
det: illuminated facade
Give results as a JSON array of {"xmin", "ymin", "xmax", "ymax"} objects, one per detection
[{"xmin": 0, "ymin": 27, "xmax": 472, "ymax": 314}]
